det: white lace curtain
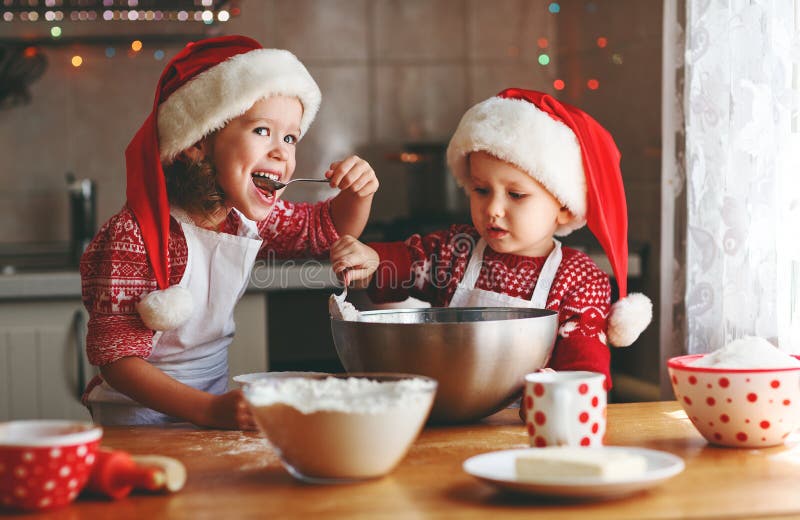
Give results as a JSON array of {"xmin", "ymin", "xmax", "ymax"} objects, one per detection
[{"xmin": 683, "ymin": 0, "xmax": 800, "ymax": 354}]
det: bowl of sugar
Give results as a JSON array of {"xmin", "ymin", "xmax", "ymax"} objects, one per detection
[
  {"xmin": 668, "ymin": 336, "xmax": 800, "ymax": 448},
  {"xmin": 243, "ymin": 373, "xmax": 437, "ymax": 483}
]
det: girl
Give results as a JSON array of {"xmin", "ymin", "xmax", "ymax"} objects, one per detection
[
  {"xmin": 330, "ymin": 89, "xmax": 653, "ymax": 388},
  {"xmin": 80, "ymin": 35, "xmax": 378, "ymax": 428}
]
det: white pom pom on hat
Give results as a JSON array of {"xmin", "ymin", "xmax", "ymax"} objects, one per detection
[
  {"xmin": 446, "ymin": 88, "xmax": 652, "ymax": 346},
  {"xmin": 126, "ymin": 35, "xmax": 321, "ymax": 330},
  {"xmin": 137, "ymin": 286, "xmax": 194, "ymax": 332},
  {"xmin": 607, "ymin": 292, "xmax": 653, "ymax": 347}
]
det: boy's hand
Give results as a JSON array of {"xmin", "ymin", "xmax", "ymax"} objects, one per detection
[
  {"xmin": 330, "ymin": 235, "xmax": 380, "ymax": 288},
  {"xmin": 326, "ymin": 155, "xmax": 379, "ymax": 198}
]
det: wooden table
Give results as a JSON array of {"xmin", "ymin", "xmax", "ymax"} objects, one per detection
[{"xmin": 23, "ymin": 402, "xmax": 800, "ymax": 519}]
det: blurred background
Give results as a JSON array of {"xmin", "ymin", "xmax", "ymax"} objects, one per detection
[{"xmin": 0, "ymin": 0, "xmax": 663, "ymax": 404}]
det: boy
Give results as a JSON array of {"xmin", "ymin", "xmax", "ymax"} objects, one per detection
[{"xmin": 330, "ymin": 88, "xmax": 652, "ymax": 387}]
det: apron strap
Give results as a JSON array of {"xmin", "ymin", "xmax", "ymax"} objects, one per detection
[
  {"xmin": 169, "ymin": 207, "xmax": 194, "ymax": 226},
  {"xmin": 231, "ymin": 208, "xmax": 262, "ymax": 240},
  {"xmin": 461, "ymin": 238, "xmax": 562, "ymax": 308},
  {"xmin": 530, "ymin": 239, "xmax": 562, "ymax": 308},
  {"xmin": 171, "ymin": 207, "xmax": 261, "ymax": 242},
  {"xmin": 460, "ymin": 238, "xmax": 488, "ymax": 289}
]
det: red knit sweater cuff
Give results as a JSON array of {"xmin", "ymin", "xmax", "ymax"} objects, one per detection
[
  {"xmin": 366, "ymin": 241, "xmax": 414, "ymax": 303},
  {"xmin": 548, "ymin": 335, "xmax": 612, "ymax": 390}
]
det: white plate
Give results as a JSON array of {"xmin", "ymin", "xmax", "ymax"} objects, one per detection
[{"xmin": 463, "ymin": 447, "xmax": 684, "ymax": 500}]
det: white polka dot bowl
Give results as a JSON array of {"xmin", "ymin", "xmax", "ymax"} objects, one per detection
[
  {"xmin": 668, "ymin": 354, "xmax": 800, "ymax": 448},
  {"xmin": 0, "ymin": 420, "xmax": 102, "ymax": 511}
]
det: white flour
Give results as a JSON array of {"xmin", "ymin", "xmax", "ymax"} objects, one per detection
[
  {"xmin": 246, "ymin": 377, "xmax": 436, "ymax": 480},
  {"xmin": 361, "ymin": 312, "xmax": 422, "ymax": 324},
  {"xmin": 690, "ymin": 336, "xmax": 800, "ymax": 369},
  {"xmin": 244, "ymin": 376, "xmax": 436, "ymax": 414},
  {"xmin": 328, "ymin": 294, "xmax": 360, "ymax": 321}
]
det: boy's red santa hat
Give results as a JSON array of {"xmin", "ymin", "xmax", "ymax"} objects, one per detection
[
  {"xmin": 446, "ymin": 88, "xmax": 651, "ymax": 347},
  {"xmin": 127, "ymin": 35, "xmax": 321, "ymax": 331}
]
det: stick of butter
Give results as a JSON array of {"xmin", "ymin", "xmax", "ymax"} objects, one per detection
[{"xmin": 515, "ymin": 447, "xmax": 647, "ymax": 480}]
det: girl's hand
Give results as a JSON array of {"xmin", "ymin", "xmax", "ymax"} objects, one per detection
[
  {"xmin": 203, "ymin": 390, "xmax": 258, "ymax": 431},
  {"xmin": 326, "ymin": 155, "xmax": 379, "ymax": 198},
  {"xmin": 330, "ymin": 235, "xmax": 380, "ymax": 288}
]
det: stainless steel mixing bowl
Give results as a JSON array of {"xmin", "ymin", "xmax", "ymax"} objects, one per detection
[{"xmin": 331, "ymin": 307, "xmax": 558, "ymax": 423}]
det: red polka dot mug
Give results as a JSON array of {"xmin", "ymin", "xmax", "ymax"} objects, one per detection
[
  {"xmin": 0, "ymin": 420, "xmax": 102, "ymax": 511},
  {"xmin": 668, "ymin": 354, "xmax": 800, "ymax": 448},
  {"xmin": 523, "ymin": 371, "xmax": 607, "ymax": 448}
]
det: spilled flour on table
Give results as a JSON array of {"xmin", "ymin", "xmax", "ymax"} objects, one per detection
[{"xmin": 181, "ymin": 430, "xmax": 279, "ymax": 470}]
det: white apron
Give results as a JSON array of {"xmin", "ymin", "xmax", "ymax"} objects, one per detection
[
  {"xmin": 87, "ymin": 208, "xmax": 263, "ymax": 425},
  {"xmin": 449, "ymin": 238, "xmax": 563, "ymax": 308}
]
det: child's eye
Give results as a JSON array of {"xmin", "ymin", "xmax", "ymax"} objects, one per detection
[
  {"xmin": 284, "ymin": 134, "xmax": 298, "ymax": 145},
  {"xmin": 255, "ymin": 127, "xmax": 270, "ymax": 137},
  {"xmin": 509, "ymin": 191, "xmax": 527, "ymax": 200},
  {"xmin": 472, "ymin": 187, "xmax": 489, "ymax": 195}
]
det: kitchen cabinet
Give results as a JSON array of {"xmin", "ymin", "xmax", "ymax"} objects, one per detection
[
  {"xmin": 0, "ymin": 293, "xmax": 268, "ymax": 422},
  {"xmin": 0, "ymin": 300, "xmax": 92, "ymax": 421},
  {"xmin": 227, "ymin": 292, "xmax": 268, "ymax": 382}
]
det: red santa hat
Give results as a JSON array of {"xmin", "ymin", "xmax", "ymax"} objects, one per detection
[
  {"xmin": 127, "ymin": 35, "xmax": 321, "ymax": 331},
  {"xmin": 446, "ymin": 88, "xmax": 651, "ymax": 347}
]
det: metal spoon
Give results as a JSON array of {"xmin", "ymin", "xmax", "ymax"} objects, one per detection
[
  {"xmin": 329, "ymin": 271, "xmax": 360, "ymax": 320},
  {"xmin": 253, "ymin": 176, "xmax": 329, "ymax": 192},
  {"xmin": 334, "ymin": 270, "xmax": 349, "ymax": 305}
]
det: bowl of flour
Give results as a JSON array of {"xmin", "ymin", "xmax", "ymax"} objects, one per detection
[
  {"xmin": 668, "ymin": 337, "xmax": 800, "ymax": 448},
  {"xmin": 242, "ymin": 373, "xmax": 437, "ymax": 483}
]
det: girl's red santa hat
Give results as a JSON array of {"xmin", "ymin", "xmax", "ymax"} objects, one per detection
[
  {"xmin": 447, "ymin": 88, "xmax": 652, "ymax": 347},
  {"xmin": 128, "ymin": 35, "xmax": 321, "ymax": 331}
]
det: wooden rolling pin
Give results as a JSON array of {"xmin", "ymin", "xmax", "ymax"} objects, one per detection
[{"xmin": 85, "ymin": 448, "xmax": 187, "ymax": 499}]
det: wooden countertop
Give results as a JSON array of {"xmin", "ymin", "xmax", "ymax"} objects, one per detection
[{"xmin": 29, "ymin": 401, "xmax": 800, "ymax": 519}]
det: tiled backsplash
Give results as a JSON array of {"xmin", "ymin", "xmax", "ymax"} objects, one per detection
[
  {"xmin": 3, "ymin": 0, "xmax": 661, "ymax": 242},
  {"xmin": 0, "ymin": 0, "xmax": 568, "ymax": 242}
]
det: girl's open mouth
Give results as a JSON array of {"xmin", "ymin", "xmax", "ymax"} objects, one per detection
[{"xmin": 252, "ymin": 172, "xmax": 283, "ymax": 202}]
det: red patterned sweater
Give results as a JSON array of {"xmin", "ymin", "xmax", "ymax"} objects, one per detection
[
  {"xmin": 368, "ymin": 224, "xmax": 612, "ymax": 387},
  {"xmin": 80, "ymin": 199, "xmax": 339, "ymax": 368}
]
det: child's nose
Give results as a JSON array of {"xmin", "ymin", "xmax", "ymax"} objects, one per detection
[
  {"xmin": 486, "ymin": 194, "xmax": 505, "ymax": 218},
  {"xmin": 267, "ymin": 141, "xmax": 289, "ymax": 160}
]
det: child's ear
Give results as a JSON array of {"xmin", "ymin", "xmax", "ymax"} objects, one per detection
[
  {"xmin": 178, "ymin": 140, "xmax": 208, "ymax": 163},
  {"xmin": 556, "ymin": 205, "xmax": 575, "ymax": 226}
]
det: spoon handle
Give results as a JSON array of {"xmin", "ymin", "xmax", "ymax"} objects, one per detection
[
  {"xmin": 253, "ymin": 177, "xmax": 329, "ymax": 191},
  {"xmin": 287, "ymin": 178, "xmax": 329, "ymax": 185}
]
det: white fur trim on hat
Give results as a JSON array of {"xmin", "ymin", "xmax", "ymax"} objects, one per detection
[
  {"xmin": 137, "ymin": 286, "xmax": 194, "ymax": 331},
  {"xmin": 446, "ymin": 96, "xmax": 587, "ymax": 235},
  {"xmin": 157, "ymin": 48, "xmax": 321, "ymax": 163},
  {"xmin": 607, "ymin": 292, "xmax": 652, "ymax": 347}
]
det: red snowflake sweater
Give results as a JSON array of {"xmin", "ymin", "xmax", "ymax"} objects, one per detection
[
  {"xmin": 80, "ymin": 199, "xmax": 339, "ymax": 368},
  {"xmin": 368, "ymin": 224, "xmax": 612, "ymax": 388}
]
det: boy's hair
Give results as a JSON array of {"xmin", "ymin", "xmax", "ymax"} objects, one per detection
[{"xmin": 164, "ymin": 158, "xmax": 223, "ymax": 218}]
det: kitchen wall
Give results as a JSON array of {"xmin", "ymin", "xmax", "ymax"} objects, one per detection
[
  {"xmin": 0, "ymin": 0, "xmax": 561, "ymax": 242},
  {"xmin": 0, "ymin": 0, "xmax": 663, "ymax": 392}
]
